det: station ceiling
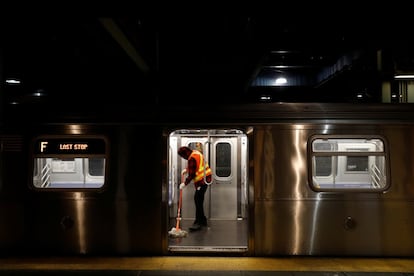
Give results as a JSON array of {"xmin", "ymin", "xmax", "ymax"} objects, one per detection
[{"xmin": 2, "ymin": 9, "xmax": 414, "ymax": 108}]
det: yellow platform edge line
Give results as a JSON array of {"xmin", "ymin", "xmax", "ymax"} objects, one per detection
[{"xmin": 0, "ymin": 257, "xmax": 413, "ymax": 272}]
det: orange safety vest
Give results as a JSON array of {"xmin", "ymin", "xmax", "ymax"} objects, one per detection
[{"xmin": 189, "ymin": 150, "xmax": 212, "ymax": 183}]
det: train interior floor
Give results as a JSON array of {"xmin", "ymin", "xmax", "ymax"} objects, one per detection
[{"xmin": 168, "ymin": 219, "xmax": 248, "ymax": 253}]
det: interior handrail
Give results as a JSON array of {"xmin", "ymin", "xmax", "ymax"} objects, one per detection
[{"xmin": 203, "ymin": 140, "xmax": 213, "ymax": 185}]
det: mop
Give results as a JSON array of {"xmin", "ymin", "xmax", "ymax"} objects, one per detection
[{"xmin": 168, "ymin": 182, "xmax": 188, "ymax": 238}]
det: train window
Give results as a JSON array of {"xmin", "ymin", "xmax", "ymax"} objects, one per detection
[
  {"xmin": 346, "ymin": 155, "xmax": 369, "ymax": 172},
  {"xmin": 215, "ymin": 142, "xmax": 231, "ymax": 177},
  {"xmin": 315, "ymin": 156, "xmax": 333, "ymax": 176},
  {"xmin": 310, "ymin": 137, "xmax": 388, "ymax": 191},
  {"xmin": 31, "ymin": 137, "xmax": 107, "ymax": 190},
  {"xmin": 314, "ymin": 142, "xmax": 334, "ymax": 177},
  {"xmin": 89, "ymin": 158, "xmax": 105, "ymax": 176}
]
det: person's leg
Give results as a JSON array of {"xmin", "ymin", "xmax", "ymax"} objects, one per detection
[
  {"xmin": 196, "ymin": 185, "xmax": 208, "ymax": 226},
  {"xmin": 191, "ymin": 185, "xmax": 208, "ymax": 230}
]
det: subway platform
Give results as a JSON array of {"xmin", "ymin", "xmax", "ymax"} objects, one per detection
[{"xmin": 0, "ymin": 256, "xmax": 414, "ymax": 275}]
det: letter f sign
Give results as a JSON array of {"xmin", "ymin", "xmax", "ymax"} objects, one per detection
[{"xmin": 40, "ymin": 141, "xmax": 48, "ymax": 153}]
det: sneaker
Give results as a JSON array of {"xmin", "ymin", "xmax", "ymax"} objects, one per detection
[{"xmin": 189, "ymin": 223, "xmax": 201, "ymax": 231}]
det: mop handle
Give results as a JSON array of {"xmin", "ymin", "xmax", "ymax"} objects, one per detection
[
  {"xmin": 175, "ymin": 170, "xmax": 186, "ymax": 230},
  {"xmin": 175, "ymin": 189, "xmax": 182, "ymax": 229}
]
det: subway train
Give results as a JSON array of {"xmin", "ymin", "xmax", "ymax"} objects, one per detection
[{"xmin": 1, "ymin": 102, "xmax": 414, "ymax": 257}]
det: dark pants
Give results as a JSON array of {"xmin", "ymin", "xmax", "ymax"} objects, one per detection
[{"xmin": 194, "ymin": 184, "xmax": 208, "ymax": 225}]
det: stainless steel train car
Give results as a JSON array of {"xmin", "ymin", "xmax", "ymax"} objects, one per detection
[{"xmin": 1, "ymin": 102, "xmax": 414, "ymax": 257}]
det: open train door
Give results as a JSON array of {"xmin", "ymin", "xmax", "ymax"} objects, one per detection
[{"xmin": 167, "ymin": 129, "xmax": 249, "ymax": 254}]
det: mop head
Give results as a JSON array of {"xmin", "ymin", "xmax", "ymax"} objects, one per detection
[{"xmin": 168, "ymin": 227, "xmax": 188, "ymax": 238}]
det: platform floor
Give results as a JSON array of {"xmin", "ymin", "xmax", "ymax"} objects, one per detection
[{"xmin": 0, "ymin": 256, "xmax": 414, "ymax": 275}]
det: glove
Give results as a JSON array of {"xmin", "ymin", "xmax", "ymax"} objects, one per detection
[{"xmin": 179, "ymin": 183, "xmax": 186, "ymax": 190}]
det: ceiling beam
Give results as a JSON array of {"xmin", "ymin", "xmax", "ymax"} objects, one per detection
[{"xmin": 99, "ymin": 18, "xmax": 150, "ymax": 73}]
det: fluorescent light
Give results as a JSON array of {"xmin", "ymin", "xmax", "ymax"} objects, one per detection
[
  {"xmin": 259, "ymin": 95, "xmax": 272, "ymax": 101},
  {"xmin": 32, "ymin": 89, "xmax": 46, "ymax": 97},
  {"xmin": 275, "ymin": 77, "xmax": 287, "ymax": 85},
  {"xmin": 5, "ymin": 78, "xmax": 21, "ymax": 85},
  {"xmin": 394, "ymin": 75, "xmax": 414, "ymax": 79}
]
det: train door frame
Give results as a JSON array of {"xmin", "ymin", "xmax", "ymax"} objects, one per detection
[{"xmin": 165, "ymin": 128, "xmax": 251, "ymax": 254}]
